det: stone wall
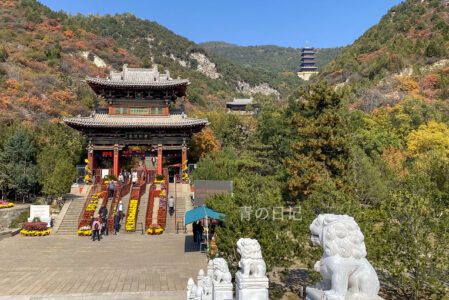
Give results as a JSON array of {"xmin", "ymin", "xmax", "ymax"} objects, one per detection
[{"xmin": 0, "ymin": 204, "xmax": 29, "ymax": 230}]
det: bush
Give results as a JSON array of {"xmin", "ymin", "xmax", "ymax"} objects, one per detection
[
  {"xmin": 22, "ymin": 221, "xmax": 48, "ymax": 231},
  {"xmin": 9, "ymin": 211, "xmax": 29, "ymax": 228},
  {"xmin": 0, "ymin": 46, "xmax": 8, "ymax": 62}
]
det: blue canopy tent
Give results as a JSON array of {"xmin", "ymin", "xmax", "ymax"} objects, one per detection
[
  {"xmin": 184, "ymin": 205, "xmax": 224, "ymax": 252},
  {"xmin": 184, "ymin": 205, "xmax": 224, "ymax": 225}
]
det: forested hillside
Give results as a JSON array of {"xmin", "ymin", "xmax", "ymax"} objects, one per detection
[
  {"xmin": 322, "ymin": 0, "xmax": 449, "ymax": 110},
  {"xmin": 192, "ymin": 1, "xmax": 449, "ymax": 298},
  {"xmin": 201, "ymin": 41, "xmax": 342, "ymax": 73},
  {"xmin": 0, "ymin": 0, "xmax": 301, "ymax": 123}
]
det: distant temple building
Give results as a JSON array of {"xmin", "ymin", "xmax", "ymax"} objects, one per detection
[
  {"xmin": 225, "ymin": 98, "xmax": 259, "ymax": 115},
  {"xmin": 64, "ymin": 65, "xmax": 208, "ymax": 179},
  {"xmin": 297, "ymin": 46, "xmax": 319, "ymax": 81}
]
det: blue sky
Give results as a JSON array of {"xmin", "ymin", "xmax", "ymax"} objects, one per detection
[{"xmin": 38, "ymin": 0, "xmax": 403, "ymax": 48}]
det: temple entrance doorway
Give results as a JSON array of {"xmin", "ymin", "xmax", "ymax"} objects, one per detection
[
  {"xmin": 164, "ymin": 150, "xmax": 182, "ymax": 183},
  {"xmin": 95, "ymin": 151, "xmax": 113, "ymax": 169}
]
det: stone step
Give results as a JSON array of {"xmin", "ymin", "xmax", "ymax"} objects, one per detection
[
  {"xmin": 55, "ymin": 187, "xmax": 94, "ymax": 235},
  {"xmin": 136, "ymin": 184, "xmax": 151, "ymax": 231}
]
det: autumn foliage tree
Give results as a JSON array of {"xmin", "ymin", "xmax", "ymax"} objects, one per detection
[{"xmin": 189, "ymin": 127, "xmax": 220, "ymax": 161}]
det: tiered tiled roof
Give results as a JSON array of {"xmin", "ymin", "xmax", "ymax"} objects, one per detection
[
  {"xmin": 226, "ymin": 98, "xmax": 253, "ymax": 106},
  {"xmin": 86, "ymin": 64, "xmax": 189, "ymax": 88},
  {"xmin": 64, "ymin": 113, "xmax": 209, "ymax": 129}
]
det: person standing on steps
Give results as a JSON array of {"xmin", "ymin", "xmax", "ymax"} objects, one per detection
[
  {"xmin": 132, "ymin": 170, "xmax": 138, "ymax": 186},
  {"xmin": 92, "ymin": 216, "xmax": 101, "ymax": 241},
  {"xmin": 108, "ymin": 180, "xmax": 115, "ymax": 199},
  {"xmin": 168, "ymin": 196, "xmax": 175, "ymax": 216},
  {"xmin": 192, "ymin": 221, "xmax": 198, "ymax": 243},
  {"xmin": 99, "ymin": 205, "xmax": 108, "ymax": 236},
  {"xmin": 114, "ymin": 212, "xmax": 121, "ymax": 234},
  {"xmin": 118, "ymin": 200, "xmax": 124, "ymax": 221}
]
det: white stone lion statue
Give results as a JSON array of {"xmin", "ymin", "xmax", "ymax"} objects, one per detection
[
  {"xmin": 236, "ymin": 238, "xmax": 266, "ymax": 278},
  {"xmin": 212, "ymin": 258, "xmax": 232, "ymax": 284},
  {"xmin": 306, "ymin": 214, "xmax": 383, "ymax": 300}
]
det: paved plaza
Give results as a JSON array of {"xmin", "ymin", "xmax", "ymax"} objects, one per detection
[{"xmin": 0, "ymin": 233, "xmax": 206, "ymax": 299}]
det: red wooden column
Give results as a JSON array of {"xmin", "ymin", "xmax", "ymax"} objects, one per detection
[
  {"xmin": 157, "ymin": 144, "xmax": 163, "ymax": 175},
  {"xmin": 87, "ymin": 145, "xmax": 94, "ymax": 174},
  {"xmin": 113, "ymin": 144, "xmax": 119, "ymax": 178},
  {"xmin": 181, "ymin": 145, "xmax": 187, "ymax": 165}
]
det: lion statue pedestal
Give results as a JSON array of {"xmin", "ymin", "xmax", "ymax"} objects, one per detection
[
  {"xmin": 306, "ymin": 214, "xmax": 384, "ymax": 300},
  {"xmin": 235, "ymin": 238, "xmax": 269, "ymax": 300},
  {"xmin": 211, "ymin": 258, "xmax": 233, "ymax": 300}
]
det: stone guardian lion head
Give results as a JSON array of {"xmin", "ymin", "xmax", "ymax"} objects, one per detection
[
  {"xmin": 236, "ymin": 238, "xmax": 263, "ymax": 259},
  {"xmin": 310, "ymin": 214, "xmax": 367, "ymax": 259}
]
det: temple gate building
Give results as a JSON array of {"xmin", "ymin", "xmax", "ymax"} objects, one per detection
[{"xmin": 64, "ymin": 65, "xmax": 208, "ymax": 179}]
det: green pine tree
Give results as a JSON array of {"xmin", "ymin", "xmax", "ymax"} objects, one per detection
[{"xmin": 285, "ymin": 81, "xmax": 352, "ymax": 201}]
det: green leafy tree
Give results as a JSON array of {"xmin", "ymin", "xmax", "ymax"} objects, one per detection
[
  {"xmin": 0, "ymin": 130, "xmax": 39, "ymax": 202},
  {"xmin": 207, "ymin": 173, "xmax": 294, "ymax": 271},
  {"xmin": 378, "ymin": 173, "xmax": 449, "ymax": 299},
  {"xmin": 36, "ymin": 123, "xmax": 83, "ymax": 201},
  {"xmin": 38, "ymin": 148, "xmax": 76, "ymax": 200}
]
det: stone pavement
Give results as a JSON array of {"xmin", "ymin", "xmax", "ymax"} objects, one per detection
[{"xmin": 0, "ymin": 233, "xmax": 206, "ymax": 299}]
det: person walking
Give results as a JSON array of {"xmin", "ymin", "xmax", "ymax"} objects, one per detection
[
  {"xmin": 192, "ymin": 221, "xmax": 198, "ymax": 243},
  {"xmin": 114, "ymin": 212, "xmax": 121, "ymax": 234},
  {"xmin": 195, "ymin": 221, "xmax": 203, "ymax": 244},
  {"xmin": 132, "ymin": 171, "xmax": 138, "ymax": 186},
  {"xmin": 92, "ymin": 217, "xmax": 101, "ymax": 241},
  {"xmin": 99, "ymin": 205, "xmax": 108, "ymax": 236},
  {"xmin": 118, "ymin": 173, "xmax": 124, "ymax": 184},
  {"xmin": 118, "ymin": 200, "xmax": 124, "ymax": 220},
  {"xmin": 108, "ymin": 180, "xmax": 115, "ymax": 199},
  {"xmin": 168, "ymin": 196, "xmax": 175, "ymax": 216}
]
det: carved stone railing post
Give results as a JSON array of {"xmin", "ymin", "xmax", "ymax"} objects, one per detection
[
  {"xmin": 187, "ymin": 238, "xmax": 268, "ymax": 300},
  {"xmin": 211, "ymin": 258, "xmax": 233, "ymax": 300},
  {"xmin": 187, "ymin": 278, "xmax": 197, "ymax": 300},
  {"xmin": 235, "ymin": 238, "xmax": 269, "ymax": 300}
]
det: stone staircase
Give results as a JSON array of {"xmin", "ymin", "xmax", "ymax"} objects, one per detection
[
  {"xmin": 120, "ymin": 189, "xmax": 131, "ymax": 224},
  {"xmin": 54, "ymin": 184, "xmax": 92, "ymax": 235},
  {"xmin": 166, "ymin": 183, "xmax": 191, "ymax": 234},
  {"xmin": 136, "ymin": 184, "xmax": 151, "ymax": 233}
]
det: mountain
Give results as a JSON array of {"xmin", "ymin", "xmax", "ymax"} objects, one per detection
[
  {"xmin": 322, "ymin": 0, "xmax": 449, "ymax": 95},
  {"xmin": 316, "ymin": 0, "xmax": 449, "ymax": 111},
  {"xmin": 0, "ymin": 0, "xmax": 301, "ymax": 123},
  {"xmin": 201, "ymin": 41, "xmax": 342, "ymax": 73}
]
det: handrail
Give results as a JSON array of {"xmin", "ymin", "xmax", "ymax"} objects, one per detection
[
  {"xmin": 78, "ymin": 188, "xmax": 106, "ymax": 229},
  {"xmin": 107, "ymin": 178, "xmax": 132, "ymax": 231},
  {"xmin": 77, "ymin": 184, "xmax": 99, "ymax": 227},
  {"xmin": 145, "ymin": 186, "xmax": 159, "ymax": 230},
  {"xmin": 125, "ymin": 180, "xmax": 146, "ymax": 232},
  {"xmin": 176, "ymin": 219, "xmax": 186, "ymax": 234},
  {"xmin": 107, "ymin": 184, "xmax": 121, "ymax": 232}
]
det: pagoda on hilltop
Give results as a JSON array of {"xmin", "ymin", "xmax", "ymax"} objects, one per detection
[
  {"xmin": 297, "ymin": 46, "xmax": 319, "ymax": 81},
  {"xmin": 64, "ymin": 65, "xmax": 208, "ymax": 180}
]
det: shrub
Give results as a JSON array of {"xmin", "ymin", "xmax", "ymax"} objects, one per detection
[
  {"xmin": 22, "ymin": 221, "xmax": 48, "ymax": 231},
  {"xmin": 0, "ymin": 45, "xmax": 8, "ymax": 62},
  {"xmin": 9, "ymin": 211, "xmax": 29, "ymax": 228}
]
